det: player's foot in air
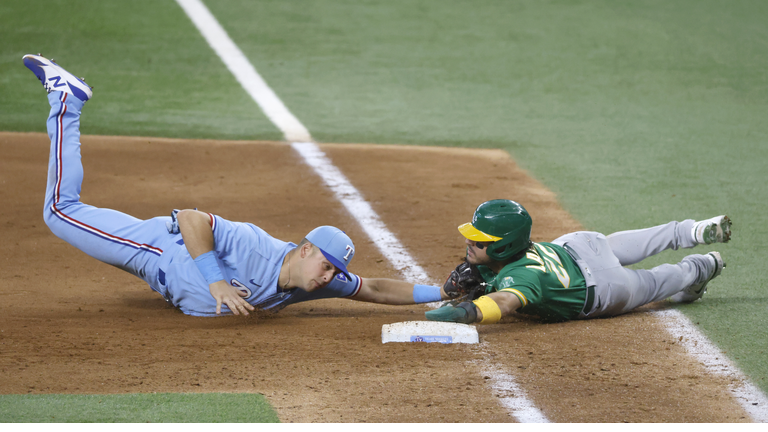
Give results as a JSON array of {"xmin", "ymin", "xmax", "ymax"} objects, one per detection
[
  {"xmin": 692, "ymin": 215, "xmax": 731, "ymax": 244},
  {"xmin": 674, "ymin": 251, "xmax": 725, "ymax": 303},
  {"xmin": 23, "ymin": 54, "xmax": 92, "ymax": 102}
]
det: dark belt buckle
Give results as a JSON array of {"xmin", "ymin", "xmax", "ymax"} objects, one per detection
[
  {"xmin": 563, "ymin": 244, "xmax": 595, "ymax": 314},
  {"xmin": 563, "ymin": 243, "xmax": 581, "ymax": 261},
  {"xmin": 582, "ymin": 285, "xmax": 595, "ymax": 315}
]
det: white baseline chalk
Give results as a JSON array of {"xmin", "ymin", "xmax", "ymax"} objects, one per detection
[{"xmin": 654, "ymin": 309, "xmax": 768, "ymax": 422}]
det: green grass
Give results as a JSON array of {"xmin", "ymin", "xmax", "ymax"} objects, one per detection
[
  {"xmin": 1, "ymin": 0, "xmax": 767, "ymax": 399},
  {"xmin": 0, "ymin": 393, "xmax": 279, "ymax": 423},
  {"xmin": 0, "ymin": 0, "xmax": 281, "ymax": 140}
]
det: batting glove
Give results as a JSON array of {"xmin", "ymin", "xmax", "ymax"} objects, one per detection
[{"xmin": 425, "ymin": 301, "xmax": 478, "ymax": 324}]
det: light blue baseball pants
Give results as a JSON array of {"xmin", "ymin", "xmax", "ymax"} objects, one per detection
[{"xmin": 42, "ymin": 92, "xmax": 173, "ymax": 291}]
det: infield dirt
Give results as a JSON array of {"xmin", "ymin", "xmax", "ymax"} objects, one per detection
[{"xmin": 0, "ymin": 132, "xmax": 751, "ymax": 422}]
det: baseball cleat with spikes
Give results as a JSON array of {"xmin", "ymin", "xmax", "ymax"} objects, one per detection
[
  {"xmin": 692, "ymin": 215, "xmax": 731, "ymax": 244},
  {"xmin": 23, "ymin": 54, "xmax": 92, "ymax": 102},
  {"xmin": 674, "ymin": 251, "xmax": 725, "ymax": 302}
]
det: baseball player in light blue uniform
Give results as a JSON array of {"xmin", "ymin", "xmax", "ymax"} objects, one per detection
[{"xmin": 24, "ymin": 54, "xmax": 455, "ymax": 317}]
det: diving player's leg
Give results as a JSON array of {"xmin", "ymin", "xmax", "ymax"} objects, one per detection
[
  {"xmin": 588, "ymin": 253, "xmax": 718, "ymax": 317},
  {"xmin": 606, "ymin": 216, "xmax": 731, "ymax": 266},
  {"xmin": 555, "ymin": 231, "xmax": 722, "ymax": 318},
  {"xmin": 605, "ymin": 220, "xmax": 697, "ymax": 266},
  {"xmin": 44, "ymin": 91, "xmax": 87, "ymax": 221},
  {"xmin": 42, "ymin": 91, "xmax": 167, "ymax": 279},
  {"xmin": 28, "ymin": 56, "xmax": 167, "ymax": 285}
]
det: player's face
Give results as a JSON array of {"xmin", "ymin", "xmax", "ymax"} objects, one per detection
[
  {"xmin": 299, "ymin": 247, "xmax": 338, "ymax": 292},
  {"xmin": 465, "ymin": 238, "xmax": 493, "ymax": 265}
]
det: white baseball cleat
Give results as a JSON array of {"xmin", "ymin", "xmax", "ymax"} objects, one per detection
[
  {"xmin": 692, "ymin": 215, "xmax": 732, "ymax": 244},
  {"xmin": 674, "ymin": 251, "xmax": 725, "ymax": 303},
  {"xmin": 23, "ymin": 54, "xmax": 92, "ymax": 102}
]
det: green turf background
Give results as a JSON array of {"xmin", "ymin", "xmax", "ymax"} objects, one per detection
[
  {"xmin": 0, "ymin": 393, "xmax": 279, "ymax": 422},
  {"xmin": 1, "ymin": 0, "xmax": 766, "ymax": 418},
  {"xmin": 0, "ymin": 0, "xmax": 281, "ymax": 140}
]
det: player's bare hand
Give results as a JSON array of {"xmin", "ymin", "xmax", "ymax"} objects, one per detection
[{"xmin": 209, "ymin": 281, "xmax": 255, "ymax": 316}]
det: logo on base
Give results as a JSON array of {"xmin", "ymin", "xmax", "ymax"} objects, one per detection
[{"xmin": 411, "ymin": 335, "xmax": 453, "ymax": 344}]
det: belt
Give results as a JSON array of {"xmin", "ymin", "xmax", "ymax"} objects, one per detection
[
  {"xmin": 582, "ymin": 285, "xmax": 595, "ymax": 315},
  {"xmin": 562, "ymin": 243, "xmax": 581, "ymax": 261},
  {"xmin": 562, "ymin": 244, "xmax": 596, "ymax": 315}
]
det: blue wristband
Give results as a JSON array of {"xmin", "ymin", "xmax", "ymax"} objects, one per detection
[
  {"xmin": 194, "ymin": 251, "xmax": 224, "ymax": 284},
  {"xmin": 413, "ymin": 284, "xmax": 442, "ymax": 303}
]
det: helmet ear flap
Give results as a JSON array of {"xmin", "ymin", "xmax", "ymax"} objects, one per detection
[{"xmin": 486, "ymin": 235, "xmax": 529, "ymax": 261}]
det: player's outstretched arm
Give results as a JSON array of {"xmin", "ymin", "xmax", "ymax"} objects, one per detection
[
  {"xmin": 352, "ymin": 278, "xmax": 449, "ymax": 305},
  {"xmin": 177, "ymin": 209, "xmax": 254, "ymax": 316},
  {"xmin": 351, "ymin": 261, "xmax": 487, "ymax": 305},
  {"xmin": 483, "ymin": 291, "xmax": 522, "ymax": 317},
  {"xmin": 425, "ymin": 291, "xmax": 521, "ymax": 324}
]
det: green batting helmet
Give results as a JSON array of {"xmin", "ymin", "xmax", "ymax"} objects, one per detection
[{"xmin": 458, "ymin": 199, "xmax": 532, "ymax": 261}]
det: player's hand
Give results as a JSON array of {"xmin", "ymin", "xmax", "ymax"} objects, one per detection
[
  {"xmin": 425, "ymin": 302, "xmax": 478, "ymax": 324},
  {"xmin": 209, "ymin": 280, "xmax": 255, "ymax": 316}
]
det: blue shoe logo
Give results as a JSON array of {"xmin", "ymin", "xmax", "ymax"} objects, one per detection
[{"xmin": 48, "ymin": 76, "xmax": 65, "ymax": 88}]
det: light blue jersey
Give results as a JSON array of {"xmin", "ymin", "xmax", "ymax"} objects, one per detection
[
  {"xmin": 42, "ymin": 91, "xmax": 362, "ymax": 317},
  {"xmin": 156, "ymin": 216, "xmax": 362, "ymax": 316}
]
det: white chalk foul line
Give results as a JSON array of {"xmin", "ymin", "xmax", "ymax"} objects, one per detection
[
  {"xmin": 291, "ymin": 142, "xmax": 431, "ymax": 283},
  {"xmin": 480, "ymin": 357, "xmax": 550, "ymax": 423},
  {"xmin": 176, "ymin": 0, "xmax": 546, "ymax": 422},
  {"xmin": 653, "ymin": 309, "xmax": 768, "ymax": 422},
  {"xmin": 175, "ymin": 0, "xmax": 311, "ymax": 142}
]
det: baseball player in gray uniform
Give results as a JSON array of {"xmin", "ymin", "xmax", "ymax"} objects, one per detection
[{"xmin": 428, "ymin": 200, "xmax": 730, "ymax": 324}]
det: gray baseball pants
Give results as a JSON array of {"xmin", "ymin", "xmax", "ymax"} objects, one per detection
[{"xmin": 551, "ymin": 220, "xmax": 715, "ymax": 319}]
